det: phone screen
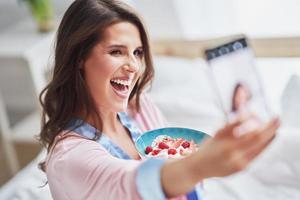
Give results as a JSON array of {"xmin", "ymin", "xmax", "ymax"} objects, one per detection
[{"xmin": 205, "ymin": 37, "xmax": 271, "ymax": 122}]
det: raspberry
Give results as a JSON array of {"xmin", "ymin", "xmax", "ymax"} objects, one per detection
[
  {"xmin": 152, "ymin": 149, "xmax": 161, "ymax": 156},
  {"xmin": 145, "ymin": 146, "xmax": 153, "ymax": 154},
  {"xmin": 181, "ymin": 141, "xmax": 190, "ymax": 149},
  {"xmin": 168, "ymin": 149, "xmax": 177, "ymax": 155},
  {"xmin": 173, "ymin": 138, "xmax": 184, "ymax": 148},
  {"xmin": 158, "ymin": 142, "xmax": 169, "ymax": 149}
]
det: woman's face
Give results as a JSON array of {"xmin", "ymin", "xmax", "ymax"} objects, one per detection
[
  {"xmin": 83, "ymin": 21, "xmax": 144, "ymax": 112},
  {"xmin": 234, "ymin": 85, "xmax": 251, "ymax": 109}
]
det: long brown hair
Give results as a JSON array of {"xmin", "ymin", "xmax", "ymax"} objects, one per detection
[{"xmin": 39, "ymin": 0, "xmax": 154, "ymax": 152}]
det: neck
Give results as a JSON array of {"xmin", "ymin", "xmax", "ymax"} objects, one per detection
[
  {"xmin": 83, "ymin": 107, "xmax": 123, "ymax": 137},
  {"xmin": 100, "ymin": 109, "xmax": 120, "ymax": 134}
]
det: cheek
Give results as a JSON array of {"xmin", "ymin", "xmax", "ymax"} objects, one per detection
[
  {"xmin": 96, "ymin": 59, "xmax": 115, "ymax": 75},
  {"xmin": 240, "ymin": 92, "xmax": 248, "ymax": 101},
  {"xmin": 85, "ymin": 57, "xmax": 119, "ymax": 82}
]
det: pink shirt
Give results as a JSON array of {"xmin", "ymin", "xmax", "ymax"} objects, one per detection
[{"xmin": 45, "ymin": 94, "xmax": 192, "ymax": 200}]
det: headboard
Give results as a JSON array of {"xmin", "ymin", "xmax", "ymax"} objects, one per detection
[{"xmin": 151, "ymin": 36, "xmax": 300, "ymax": 58}]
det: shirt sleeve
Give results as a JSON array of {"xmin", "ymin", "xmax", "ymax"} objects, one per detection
[
  {"xmin": 136, "ymin": 158, "xmax": 166, "ymax": 200},
  {"xmin": 49, "ymin": 138, "xmax": 168, "ymax": 200}
]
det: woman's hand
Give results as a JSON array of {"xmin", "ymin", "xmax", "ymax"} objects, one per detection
[
  {"xmin": 190, "ymin": 116, "xmax": 280, "ymax": 179},
  {"xmin": 161, "ymin": 116, "xmax": 280, "ymax": 198}
]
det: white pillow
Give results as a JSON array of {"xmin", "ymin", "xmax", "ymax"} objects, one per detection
[
  {"xmin": 149, "ymin": 56, "xmax": 225, "ymax": 135},
  {"xmin": 281, "ymin": 74, "xmax": 300, "ymax": 128}
]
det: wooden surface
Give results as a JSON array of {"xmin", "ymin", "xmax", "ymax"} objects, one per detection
[
  {"xmin": 151, "ymin": 36, "xmax": 300, "ymax": 58},
  {"xmin": 0, "ymin": 141, "xmax": 42, "ymax": 187}
]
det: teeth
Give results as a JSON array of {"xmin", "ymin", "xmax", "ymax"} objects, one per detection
[{"xmin": 111, "ymin": 79, "xmax": 131, "ymax": 86}]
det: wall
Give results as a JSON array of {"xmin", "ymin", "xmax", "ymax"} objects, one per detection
[{"xmin": 0, "ymin": 0, "xmax": 73, "ymax": 32}]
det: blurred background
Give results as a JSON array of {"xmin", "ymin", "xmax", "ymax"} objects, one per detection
[{"xmin": 0, "ymin": 0, "xmax": 300, "ymax": 199}]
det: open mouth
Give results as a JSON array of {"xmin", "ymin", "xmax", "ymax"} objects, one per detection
[{"xmin": 110, "ymin": 78, "xmax": 131, "ymax": 98}]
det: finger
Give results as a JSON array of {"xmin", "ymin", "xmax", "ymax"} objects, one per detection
[
  {"xmin": 231, "ymin": 131, "xmax": 276, "ymax": 170},
  {"xmin": 245, "ymin": 133, "xmax": 275, "ymax": 161},
  {"xmin": 228, "ymin": 111, "xmax": 256, "ymax": 123},
  {"xmin": 231, "ymin": 117, "xmax": 280, "ymax": 151},
  {"xmin": 245, "ymin": 117, "xmax": 279, "ymax": 154},
  {"xmin": 215, "ymin": 115, "xmax": 253, "ymax": 139},
  {"xmin": 256, "ymin": 117, "xmax": 280, "ymax": 135},
  {"xmin": 229, "ymin": 135, "xmax": 275, "ymax": 173}
]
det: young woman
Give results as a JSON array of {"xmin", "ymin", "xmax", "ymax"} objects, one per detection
[
  {"xmin": 39, "ymin": 0, "xmax": 280, "ymax": 199},
  {"xmin": 232, "ymin": 82, "xmax": 252, "ymax": 113}
]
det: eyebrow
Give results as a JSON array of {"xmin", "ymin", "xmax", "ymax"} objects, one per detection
[{"xmin": 106, "ymin": 44, "xmax": 143, "ymax": 49}]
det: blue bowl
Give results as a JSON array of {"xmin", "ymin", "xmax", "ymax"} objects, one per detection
[{"xmin": 135, "ymin": 127, "xmax": 209, "ymax": 158}]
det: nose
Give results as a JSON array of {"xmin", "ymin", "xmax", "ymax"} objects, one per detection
[{"xmin": 124, "ymin": 54, "xmax": 140, "ymax": 73}]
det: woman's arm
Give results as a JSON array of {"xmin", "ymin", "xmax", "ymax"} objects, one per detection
[
  {"xmin": 161, "ymin": 116, "xmax": 280, "ymax": 198},
  {"xmin": 129, "ymin": 93, "xmax": 279, "ymax": 198}
]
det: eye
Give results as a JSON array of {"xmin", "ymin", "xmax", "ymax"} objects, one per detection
[
  {"xmin": 134, "ymin": 49, "xmax": 144, "ymax": 58},
  {"xmin": 109, "ymin": 49, "xmax": 123, "ymax": 56}
]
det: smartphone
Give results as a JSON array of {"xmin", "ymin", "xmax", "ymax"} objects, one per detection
[{"xmin": 204, "ymin": 37, "xmax": 271, "ymax": 122}]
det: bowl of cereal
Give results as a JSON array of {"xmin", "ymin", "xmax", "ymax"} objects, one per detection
[{"xmin": 135, "ymin": 127, "xmax": 209, "ymax": 159}]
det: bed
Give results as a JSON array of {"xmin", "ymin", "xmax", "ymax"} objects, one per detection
[{"xmin": 0, "ymin": 37, "xmax": 300, "ymax": 200}]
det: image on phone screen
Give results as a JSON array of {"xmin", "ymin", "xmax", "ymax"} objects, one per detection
[{"xmin": 205, "ymin": 37, "xmax": 271, "ymax": 122}]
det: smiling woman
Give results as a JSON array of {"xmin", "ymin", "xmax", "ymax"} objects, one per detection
[
  {"xmin": 38, "ymin": 0, "xmax": 280, "ymax": 200},
  {"xmin": 83, "ymin": 22, "xmax": 143, "ymax": 112}
]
